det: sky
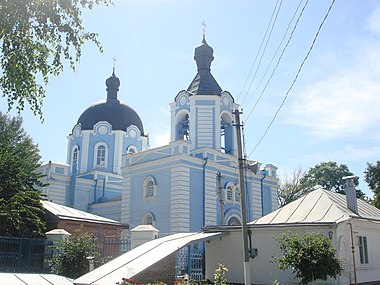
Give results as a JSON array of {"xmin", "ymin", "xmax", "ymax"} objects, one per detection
[{"xmin": 1, "ymin": 0, "xmax": 380, "ymax": 197}]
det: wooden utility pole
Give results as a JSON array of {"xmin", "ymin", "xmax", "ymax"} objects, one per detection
[
  {"xmin": 234, "ymin": 109, "xmax": 251, "ymax": 285},
  {"xmin": 217, "ymin": 172, "xmax": 224, "ymax": 225}
]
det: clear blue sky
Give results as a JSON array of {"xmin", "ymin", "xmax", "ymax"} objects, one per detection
[{"xmin": 1, "ymin": 0, "xmax": 379, "ymax": 197}]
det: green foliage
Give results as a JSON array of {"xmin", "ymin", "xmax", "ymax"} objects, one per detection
[
  {"xmin": 214, "ymin": 263, "xmax": 228, "ymax": 285},
  {"xmin": 364, "ymin": 161, "xmax": 380, "ymax": 208},
  {"xmin": 300, "ymin": 161, "xmax": 366, "ymax": 199},
  {"xmin": 0, "ymin": 0, "xmax": 111, "ymax": 119},
  {"xmin": 272, "ymin": 231, "xmax": 342, "ymax": 284},
  {"xmin": 49, "ymin": 228, "xmax": 98, "ymax": 279},
  {"xmin": 0, "ymin": 112, "xmax": 46, "ymax": 237}
]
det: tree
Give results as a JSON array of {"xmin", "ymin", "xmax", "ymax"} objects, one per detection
[
  {"xmin": 278, "ymin": 168, "xmax": 306, "ymax": 206},
  {"xmin": 0, "ymin": 0, "xmax": 111, "ymax": 119},
  {"xmin": 49, "ymin": 228, "xmax": 99, "ymax": 279},
  {"xmin": 0, "ymin": 112, "xmax": 46, "ymax": 237},
  {"xmin": 364, "ymin": 161, "xmax": 380, "ymax": 208},
  {"xmin": 300, "ymin": 161, "xmax": 366, "ymax": 198},
  {"xmin": 272, "ymin": 231, "xmax": 342, "ymax": 284}
]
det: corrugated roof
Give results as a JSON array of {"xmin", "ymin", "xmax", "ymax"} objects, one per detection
[
  {"xmin": 74, "ymin": 232, "xmax": 221, "ymax": 285},
  {"xmin": 42, "ymin": 201, "xmax": 122, "ymax": 226},
  {"xmin": 0, "ymin": 273, "xmax": 73, "ymax": 285},
  {"xmin": 249, "ymin": 188, "xmax": 380, "ymax": 226}
]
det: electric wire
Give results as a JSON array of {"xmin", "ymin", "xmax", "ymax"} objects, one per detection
[
  {"xmin": 248, "ymin": 0, "xmax": 336, "ymax": 157},
  {"xmin": 237, "ymin": 0, "xmax": 282, "ymax": 102},
  {"xmin": 242, "ymin": 0, "xmax": 305, "ymax": 110},
  {"xmin": 244, "ymin": 0, "xmax": 309, "ymax": 123},
  {"xmin": 240, "ymin": 0, "xmax": 283, "ymax": 107}
]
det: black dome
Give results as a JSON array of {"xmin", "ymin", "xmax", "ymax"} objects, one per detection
[
  {"xmin": 77, "ymin": 71, "xmax": 144, "ymax": 134},
  {"xmin": 77, "ymin": 100, "xmax": 144, "ymax": 133}
]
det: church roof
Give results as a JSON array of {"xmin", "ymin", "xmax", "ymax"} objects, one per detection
[
  {"xmin": 187, "ymin": 36, "xmax": 222, "ymax": 95},
  {"xmin": 77, "ymin": 71, "xmax": 144, "ymax": 134},
  {"xmin": 249, "ymin": 188, "xmax": 380, "ymax": 226}
]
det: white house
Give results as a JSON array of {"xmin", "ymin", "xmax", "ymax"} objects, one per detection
[{"xmin": 204, "ymin": 185, "xmax": 380, "ymax": 285}]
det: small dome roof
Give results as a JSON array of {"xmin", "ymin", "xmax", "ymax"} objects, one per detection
[{"xmin": 77, "ymin": 71, "xmax": 144, "ymax": 134}]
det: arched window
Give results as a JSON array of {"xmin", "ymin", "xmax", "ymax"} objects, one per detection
[
  {"xmin": 143, "ymin": 176, "xmax": 156, "ymax": 198},
  {"xmin": 176, "ymin": 112, "xmax": 190, "ymax": 140},
  {"xmin": 225, "ymin": 183, "xmax": 234, "ymax": 202},
  {"xmin": 142, "ymin": 212, "xmax": 155, "ymax": 226},
  {"xmin": 227, "ymin": 216, "xmax": 241, "ymax": 226},
  {"xmin": 235, "ymin": 186, "xmax": 241, "ymax": 202},
  {"xmin": 126, "ymin": 145, "xmax": 138, "ymax": 154},
  {"xmin": 97, "ymin": 145, "xmax": 106, "ymax": 166},
  {"xmin": 220, "ymin": 112, "xmax": 233, "ymax": 154},
  {"xmin": 73, "ymin": 147, "xmax": 78, "ymax": 164}
]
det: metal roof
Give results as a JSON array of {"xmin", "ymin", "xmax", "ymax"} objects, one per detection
[
  {"xmin": 74, "ymin": 232, "xmax": 221, "ymax": 285},
  {"xmin": 249, "ymin": 188, "xmax": 380, "ymax": 226},
  {"xmin": 0, "ymin": 273, "xmax": 73, "ymax": 285},
  {"xmin": 42, "ymin": 200, "xmax": 122, "ymax": 226}
]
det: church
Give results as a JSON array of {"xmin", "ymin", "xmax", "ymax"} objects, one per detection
[{"xmin": 39, "ymin": 36, "xmax": 279, "ymax": 235}]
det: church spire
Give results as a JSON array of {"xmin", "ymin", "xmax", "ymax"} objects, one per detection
[{"xmin": 105, "ymin": 69, "xmax": 120, "ymax": 102}]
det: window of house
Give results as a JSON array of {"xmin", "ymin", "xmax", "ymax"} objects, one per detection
[
  {"xmin": 73, "ymin": 147, "xmax": 78, "ymax": 164},
  {"xmin": 358, "ymin": 236, "xmax": 369, "ymax": 264},
  {"xmin": 226, "ymin": 184, "xmax": 233, "ymax": 201},
  {"xmin": 143, "ymin": 212, "xmax": 154, "ymax": 225},
  {"xmin": 144, "ymin": 176, "xmax": 156, "ymax": 198},
  {"xmin": 235, "ymin": 186, "xmax": 241, "ymax": 202},
  {"xmin": 227, "ymin": 216, "xmax": 241, "ymax": 226},
  {"xmin": 96, "ymin": 145, "xmax": 106, "ymax": 166}
]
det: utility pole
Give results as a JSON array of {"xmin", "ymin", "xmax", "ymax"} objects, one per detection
[
  {"xmin": 217, "ymin": 172, "xmax": 224, "ymax": 225},
  {"xmin": 234, "ymin": 109, "xmax": 251, "ymax": 285}
]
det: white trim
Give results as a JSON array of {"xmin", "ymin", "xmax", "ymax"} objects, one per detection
[{"xmin": 93, "ymin": 142, "xmax": 108, "ymax": 169}]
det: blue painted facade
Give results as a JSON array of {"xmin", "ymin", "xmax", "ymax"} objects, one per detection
[{"xmin": 39, "ymin": 38, "xmax": 279, "ymax": 236}]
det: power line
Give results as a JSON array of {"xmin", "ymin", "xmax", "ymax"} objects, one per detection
[
  {"xmin": 241, "ymin": 0, "xmax": 305, "ymax": 112},
  {"xmin": 248, "ymin": 0, "xmax": 336, "ymax": 157},
  {"xmin": 237, "ymin": 0, "xmax": 282, "ymax": 102},
  {"xmin": 244, "ymin": 0, "xmax": 308, "ymax": 123},
  {"xmin": 240, "ymin": 0, "xmax": 283, "ymax": 107}
]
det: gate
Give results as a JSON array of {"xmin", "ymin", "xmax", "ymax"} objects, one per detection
[
  {"xmin": 0, "ymin": 236, "xmax": 52, "ymax": 273},
  {"xmin": 176, "ymin": 243, "xmax": 205, "ymax": 281}
]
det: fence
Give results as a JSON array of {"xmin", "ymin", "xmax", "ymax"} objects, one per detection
[
  {"xmin": 94, "ymin": 235, "xmax": 131, "ymax": 263},
  {"xmin": 0, "ymin": 236, "xmax": 52, "ymax": 273}
]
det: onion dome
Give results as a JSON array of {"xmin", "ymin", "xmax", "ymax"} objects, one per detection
[
  {"xmin": 187, "ymin": 36, "xmax": 222, "ymax": 95},
  {"xmin": 77, "ymin": 71, "xmax": 144, "ymax": 134}
]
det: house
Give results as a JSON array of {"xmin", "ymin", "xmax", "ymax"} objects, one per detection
[
  {"xmin": 204, "ymin": 182, "xmax": 380, "ymax": 284},
  {"xmin": 43, "ymin": 200, "xmax": 126, "ymax": 237}
]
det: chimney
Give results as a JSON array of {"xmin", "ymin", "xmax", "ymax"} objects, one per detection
[{"xmin": 342, "ymin": 175, "xmax": 358, "ymax": 214}]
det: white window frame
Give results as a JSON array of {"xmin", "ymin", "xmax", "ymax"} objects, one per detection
[
  {"xmin": 143, "ymin": 176, "xmax": 156, "ymax": 199},
  {"xmin": 225, "ymin": 182, "xmax": 234, "ymax": 202},
  {"xmin": 143, "ymin": 212, "xmax": 155, "ymax": 226},
  {"xmin": 234, "ymin": 185, "xmax": 241, "ymax": 203},
  {"xmin": 358, "ymin": 236, "xmax": 369, "ymax": 264},
  {"xmin": 94, "ymin": 142, "xmax": 108, "ymax": 168},
  {"xmin": 126, "ymin": 145, "xmax": 138, "ymax": 154}
]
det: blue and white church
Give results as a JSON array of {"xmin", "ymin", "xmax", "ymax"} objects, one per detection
[{"xmin": 40, "ymin": 37, "xmax": 279, "ymax": 235}]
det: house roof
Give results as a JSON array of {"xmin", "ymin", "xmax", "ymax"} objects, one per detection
[
  {"xmin": 0, "ymin": 273, "xmax": 73, "ymax": 285},
  {"xmin": 42, "ymin": 200, "xmax": 122, "ymax": 226},
  {"xmin": 74, "ymin": 232, "xmax": 221, "ymax": 285},
  {"xmin": 249, "ymin": 188, "xmax": 380, "ymax": 226}
]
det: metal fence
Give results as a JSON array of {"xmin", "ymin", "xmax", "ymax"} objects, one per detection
[
  {"xmin": 0, "ymin": 236, "xmax": 53, "ymax": 273},
  {"xmin": 95, "ymin": 236, "xmax": 131, "ymax": 263}
]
